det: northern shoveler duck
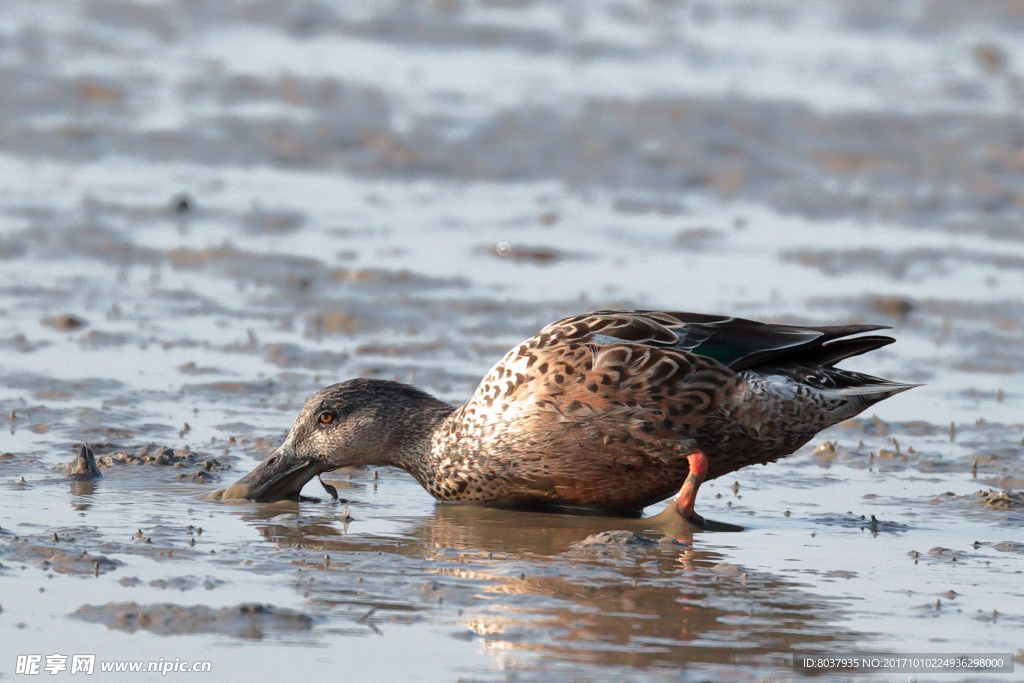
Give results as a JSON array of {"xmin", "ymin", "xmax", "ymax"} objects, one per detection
[{"xmin": 217, "ymin": 310, "xmax": 914, "ymax": 527}]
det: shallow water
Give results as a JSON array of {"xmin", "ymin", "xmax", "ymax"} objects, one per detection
[{"xmin": 2, "ymin": 1, "xmax": 1023, "ymax": 681}]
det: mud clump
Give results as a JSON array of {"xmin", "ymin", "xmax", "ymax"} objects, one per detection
[
  {"xmin": 41, "ymin": 313, "xmax": 88, "ymax": 331},
  {"xmin": 6, "ymin": 539, "xmax": 121, "ymax": 575},
  {"xmin": 68, "ymin": 444, "xmax": 102, "ymax": 480},
  {"xmin": 813, "ymin": 513, "xmax": 910, "ymax": 533},
  {"xmin": 973, "ymin": 43, "xmax": 1008, "ymax": 74},
  {"xmin": 575, "ymin": 531, "xmax": 658, "ymax": 547},
  {"xmin": 994, "ymin": 541, "xmax": 1024, "ymax": 554},
  {"xmin": 146, "ymin": 576, "xmax": 224, "ymax": 591},
  {"xmin": 73, "ymin": 602, "xmax": 313, "ymax": 638},
  {"xmin": 38, "ymin": 549, "xmax": 120, "ymax": 575},
  {"xmin": 812, "ymin": 441, "xmax": 838, "ymax": 459},
  {"xmin": 58, "ymin": 445, "xmax": 228, "ymax": 482},
  {"xmin": 924, "ymin": 547, "xmax": 971, "ymax": 562},
  {"xmin": 975, "ymin": 489, "xmax": 1024, "ymax": 510}
]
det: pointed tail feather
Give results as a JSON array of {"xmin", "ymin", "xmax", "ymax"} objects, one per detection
[
  {"xmin": 835, "ymin": 381, "xmax": 919, "ymax": 396},
  {"xmin": 827, "ymin": 376, "xmax": 920, "ymax": 421}
]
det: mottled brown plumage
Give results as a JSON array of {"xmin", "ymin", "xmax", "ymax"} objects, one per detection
[{"xmin": 224, "ymin": 310, "xmax": 915, "ymax": 521}]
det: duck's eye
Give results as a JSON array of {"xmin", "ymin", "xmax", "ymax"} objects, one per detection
[{"xmin": 318, "ymin": 411, "xmax": 335, "ymax": 425}]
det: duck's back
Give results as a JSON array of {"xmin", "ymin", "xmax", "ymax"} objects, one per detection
[{"xmin": 427, "ymin": 311, "xmax": 912, "ymax": 511}]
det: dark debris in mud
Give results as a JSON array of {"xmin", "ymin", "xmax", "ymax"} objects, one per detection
[{"xmin": 72, "ymin": 602, "xmax": 313, "ymax": 638}]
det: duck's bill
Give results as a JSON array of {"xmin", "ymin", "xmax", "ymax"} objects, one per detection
[{"xmin": 207, "ymin": 446, "xmax": 324, "ymax": 502}]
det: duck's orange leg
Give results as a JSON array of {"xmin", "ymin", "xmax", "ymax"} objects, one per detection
[{"xmin": 675, "ymin": 449, "xmax": 708, "ymax": 529}]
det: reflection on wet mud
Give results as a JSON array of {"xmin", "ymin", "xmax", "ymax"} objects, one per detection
[
  {"xmin": 242, "ymin": 499, "xmax": 858, "ymax": 672},
  {"xmin": 69, "ymin": 478, "xmax": 100, "ymax": 499},
  {"xmin": 73, "ymin": 602, "xmax": 313, "ymax": 639}
]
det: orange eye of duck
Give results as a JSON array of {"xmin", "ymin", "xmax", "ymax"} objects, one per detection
[{"xmin": 318, "ymin": 411, "xmax": 335, "ymax": 425}]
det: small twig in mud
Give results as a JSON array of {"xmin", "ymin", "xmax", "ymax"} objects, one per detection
[{"xmin": 356, "ymin": 607, "xmax": 383, "ymax": 636}]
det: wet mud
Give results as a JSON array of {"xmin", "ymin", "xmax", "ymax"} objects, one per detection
[
  {"xmin": 2, "ymin": 1, "xmax": 1024, "ymax": 681},
  {"xmin": 58, "ymin": 444, "xmax": 230, "ymax": 484}
]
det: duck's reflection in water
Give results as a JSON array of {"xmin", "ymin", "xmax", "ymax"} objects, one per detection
[{"xmin": 239, "ymin": 500, "xmax": 860, "ymax": 672}]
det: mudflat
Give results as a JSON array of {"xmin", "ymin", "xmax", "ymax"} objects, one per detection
[{"xmin": 1, "ymin": 1, "xmax": 1023, "ymax": 680}]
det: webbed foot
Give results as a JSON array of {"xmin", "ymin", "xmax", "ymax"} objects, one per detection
[
  {"xmin": 663, "ymin": 449, "xmax": 744, "ymax": 532},
  {"xmin": 683, "ymin": 510, "xmax": 706, "ymax": 529},
  {"xmin": 650, "ymin": 505, "xmax": 743, "ymax": 532}
]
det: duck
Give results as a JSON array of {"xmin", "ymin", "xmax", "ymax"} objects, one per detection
[{"xmin": 214, "ymin": 310, "xmax": 915, "ymax": 527}]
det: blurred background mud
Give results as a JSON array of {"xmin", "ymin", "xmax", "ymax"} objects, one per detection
[{"xmin": 1, "ymin": 2, "xmax": 1023, "ymax": 681}]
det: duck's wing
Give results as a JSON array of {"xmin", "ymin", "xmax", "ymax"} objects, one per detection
[
  {"xmin": 471, "ymin": 311, "xmax": 743, "ymax": 440},
  {"xmin": 529, "ymin": 310, "xmax": 913, "ymax": 457},
  {"xmin": 535, "ymin": 310, "xmax": 893, "ymax": 371},
  {"xmin": 444, "ymin": 310, "xmax": 902, "ymax": 507},
  {"xmin": 445, "ymin": 311, "xmax": 760, "ymax": 507}
]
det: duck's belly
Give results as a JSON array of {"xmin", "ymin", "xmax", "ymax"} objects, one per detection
[
  {"xmin": 429, "ymin": 445, "xmax": 701, "ymax": 512},
  {"xmin": 517, "ymin": 465, "xmax": 693, "ymax": 511},
  {"xmin": 447, "ymin": 470, "xmax": 690, "ymax": 511},
  {"xmin": 427, "ymin": 428, "xmax": 804, "ymax": 511}
]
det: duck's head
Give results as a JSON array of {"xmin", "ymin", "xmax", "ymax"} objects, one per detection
[{"xmin": 212, "ymin": 379, "xmax": 452, "ymax": 502}]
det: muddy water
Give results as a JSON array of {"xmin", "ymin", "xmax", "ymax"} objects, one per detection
[{"xmin": 2, "ymin": 1, "xmax": 1024, "ymax": 681}]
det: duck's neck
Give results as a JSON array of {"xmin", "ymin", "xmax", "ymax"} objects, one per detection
[{"xmin": 375, "ymin": 393, "xmax": 457, "ymax": 485}]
